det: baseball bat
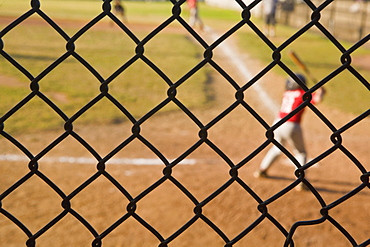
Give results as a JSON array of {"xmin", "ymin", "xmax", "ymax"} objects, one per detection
[{"xmin": 287, "ymin": 50, "xmax": 317, "ymax": 84}]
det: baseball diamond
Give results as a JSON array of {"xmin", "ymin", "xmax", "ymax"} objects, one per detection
[{"xmin": 0, "ymin": 1, "xmax": 369, "ymax": 247}]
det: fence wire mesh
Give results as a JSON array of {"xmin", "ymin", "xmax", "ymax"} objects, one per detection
[{"xmin": 0, "ymin": 0, "xmax": 369, "ymax": 246}]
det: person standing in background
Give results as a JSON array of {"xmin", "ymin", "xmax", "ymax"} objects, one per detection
[
  {"xmin": 113, "ymin": 0, "xmax": 127, "ymax": 23},
  {"xmin": 187, "ymin": 0, "xmax": 204, "ymax": 32},
  {"xmin": 263, "ymin": 0, "xmax": 278, "ymax": 37}
]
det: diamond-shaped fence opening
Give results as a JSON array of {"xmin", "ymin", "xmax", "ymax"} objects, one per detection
[{"xmin": 0, "ymin": 0, "xmax": 369, "ymax": 246}]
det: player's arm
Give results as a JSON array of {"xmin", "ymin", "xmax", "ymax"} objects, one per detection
[{"xmin": 312, "ymin": 87, "xmax": 326, "ymax": 104}]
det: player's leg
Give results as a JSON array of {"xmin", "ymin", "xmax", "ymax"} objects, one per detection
[
  {"xmin": 189, "ymin": 8, "xmax": 197, "ymax": 27},
  {"xmin": 255, "ymin": 120, "xmax": 288, "ymax": 177},
  {"xmin": 269, "ymin": 13, "xmax": 276, "ymax": 37},
  {"xmin": 288, "ymin": 124, "xmax": 307, "ymax": 166},
  {"xmin": 263, "ymin": 14, "xmax": 269, "ymax": 36},
  {"xmin": 288, "ymin": 124, "xmax": 309, "ymax": 191},
  {"xmin": 255, "ymin": 145, "xmax": 282, "ymax": 177},
  {"xmin": 194, "ymin": 8, "xmax": 204, "ymax": 30}
]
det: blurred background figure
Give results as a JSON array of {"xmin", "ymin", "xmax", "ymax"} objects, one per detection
[
  {"xmin": 187, "ymin": 0, "xmax": 204, "ymax": 32},
  {"xmin": 263, "ymin": 0, "xmax": 278, "ymax": 37},
  {"xmin": 113, "ymin": 0, "xmax": 127, "ymax": 23}
]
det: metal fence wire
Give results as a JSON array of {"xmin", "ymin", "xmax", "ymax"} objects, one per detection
[{"xmin": 0, "ymin": 0, "xmax": 369, "ymax": 246}]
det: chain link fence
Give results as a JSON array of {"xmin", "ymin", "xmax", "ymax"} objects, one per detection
[
  {"xmin": 277, "ymin": 0, "xmax": 370, "ymax": 43},
  {"xmin": 0, "ymin": 0, "xmax": 369, "ymax": 246}
]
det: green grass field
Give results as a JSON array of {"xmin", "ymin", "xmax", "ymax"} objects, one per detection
[
  {"xmin": 0, "ymin": 1, "xmax": 212, "ymax": 134},
  {"xmin": 0, "ymin": 0, "xmax": 369, "ymax": 134}
]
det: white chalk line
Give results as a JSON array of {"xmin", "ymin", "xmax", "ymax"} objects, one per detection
[
  {"xmin": 0, "ymin": 154, "xmax": 196, "ymax": 166},
  {"xmin": 0, "ymin": 154, "xmax": 319, "ymax": 168},
  {"xmin": 206, "ymin": 27, "xmax": 279, "ymax": 115}
]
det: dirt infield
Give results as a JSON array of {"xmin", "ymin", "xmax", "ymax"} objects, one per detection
[{"xmin": 0, "ymin": 18, "xmax": 369, "ymax": 246}]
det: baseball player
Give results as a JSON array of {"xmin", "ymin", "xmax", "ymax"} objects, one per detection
[
  {"xmin": 112, "ymin": 0, "xmax": 126, "ymax": 23},
  {"xmin": 187, "ymin": 0, "xmax": 204, "ymax": 32},
  {"xmin": 263, "ymin": 0, "xmax": 278, "ymax": 37},
  {"xmin": 254, "ymin": 74, "xmax": 325, "ymax": 188}
]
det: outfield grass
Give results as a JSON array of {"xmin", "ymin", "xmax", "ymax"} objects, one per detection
[
  {"xmin": 0, "ymin": 1, "xmax": 212, "ymax": 134},
  {"xmin": 0, "ymin": 0, "xmax": 368, "ymax": 134}
]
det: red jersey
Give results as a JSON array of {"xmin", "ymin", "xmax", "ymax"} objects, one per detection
[
  {"xmin": 187, "ymin": 0, "xmax": 197, "ymax": 9},
  {"xmin": 279, "ymin": 89, "xmax": 318, "ymax": 123}
]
